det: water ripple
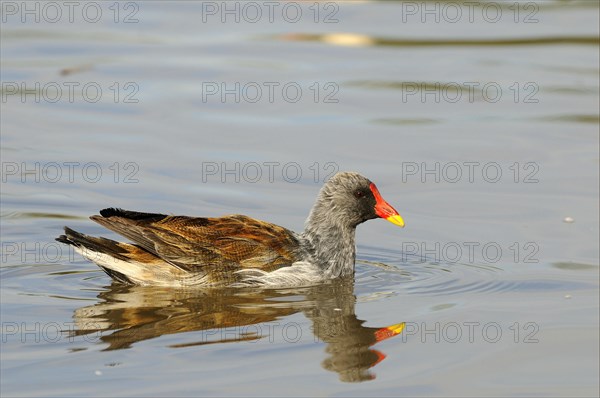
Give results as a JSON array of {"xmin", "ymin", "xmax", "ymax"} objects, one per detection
[
  {"xmin": 278, "ymin": 33, "xmax": 599, "ymax": 48},
  {"xmin": 356, "ymin": 247, "xmax": 594, "ymax": 297},
  {"xmin": 0, "ymin": 211, "xmax": 85, "ymax": 220}
]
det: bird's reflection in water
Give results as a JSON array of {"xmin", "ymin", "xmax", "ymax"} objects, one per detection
[{"xmin": 71, "ymin": 278, "xmax": 405, "ymax": 382}]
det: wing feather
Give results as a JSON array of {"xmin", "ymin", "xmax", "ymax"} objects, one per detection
[{"xmin": 90, "ymin": 209, "xmax": 301, "ymax": 272}]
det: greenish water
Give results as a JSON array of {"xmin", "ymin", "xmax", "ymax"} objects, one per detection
[{"xmin": 1, "ymin": 1, "xmax": 598, "ymax": 396}]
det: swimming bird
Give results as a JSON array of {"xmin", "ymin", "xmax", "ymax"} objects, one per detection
[{"xmin": 56, "ymin": 172, "xmax": 404, "ymax": 287}]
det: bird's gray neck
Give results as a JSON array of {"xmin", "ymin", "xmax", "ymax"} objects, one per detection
[{"xmin": 301, "ymin": 205, "xmax": 357, "ymax": 278}]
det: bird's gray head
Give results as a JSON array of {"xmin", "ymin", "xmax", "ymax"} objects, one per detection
[{"xmin": 306, "ymin": 171, "xmax": 404, "ymax": 230}]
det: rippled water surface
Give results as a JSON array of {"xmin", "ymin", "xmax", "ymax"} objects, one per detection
[{"xmin": 1, "ymin": 1, "xmax": 599, "ymax": 397}]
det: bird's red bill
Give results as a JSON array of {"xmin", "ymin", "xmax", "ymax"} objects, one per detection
[{"xmin": 370, "ymin": 183, "xmax": 405, "ymax": 227}]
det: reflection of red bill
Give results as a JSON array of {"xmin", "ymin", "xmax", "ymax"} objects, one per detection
[
  {"xmin": 374, "ymin": 322, "xmax": 406, "ymax": 342},
  {"xmin": 371, "ymin": 349, "xmax": 387, "ymax": 368}
]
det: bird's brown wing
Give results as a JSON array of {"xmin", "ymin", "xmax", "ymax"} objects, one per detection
[{"xmin": 90, "ymin": 208, "xmax": 301, "ymax": 273}]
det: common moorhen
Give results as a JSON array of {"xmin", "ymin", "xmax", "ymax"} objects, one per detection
[{"xmin": 57, "ymin": 172, "xmax": 404, "ymax": 287}]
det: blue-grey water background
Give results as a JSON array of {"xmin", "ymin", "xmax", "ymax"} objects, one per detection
[{"xmin": 1, "ymin": 1, "xmax": 599, "ymax": 396}]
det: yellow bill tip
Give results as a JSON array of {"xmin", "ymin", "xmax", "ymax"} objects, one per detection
[{"xmin": 386, "ymin": 214, "xmax": 405, "ymax": 228}]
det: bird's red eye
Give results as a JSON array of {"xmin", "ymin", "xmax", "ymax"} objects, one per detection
[{"xmin": 354, "ymin": 190, "xmax": 364, "ymax": 198}]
